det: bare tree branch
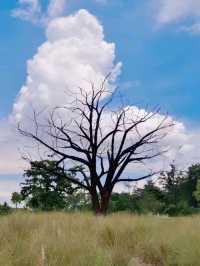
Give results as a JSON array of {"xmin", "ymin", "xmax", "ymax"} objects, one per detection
[{"xmin": 19, "ymin": 77, "xmax": 173, "ymax": 214}]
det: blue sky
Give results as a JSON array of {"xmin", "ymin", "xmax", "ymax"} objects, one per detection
[
  {"xmin": 1, "ymin": 0, "xmax": 200, "ymax": 124},
  {"xmin": 0, "ymin": 1, "xmax": 44, "ymax": 117},
  {"xmin": 1, "ymin": 0, "xmax": 200, "ymax": 202}
]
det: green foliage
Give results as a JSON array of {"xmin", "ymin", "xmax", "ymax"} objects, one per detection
[
  {"xmin": 109, "ymin": 181, "xmax": 165, "ymax": 214},
  {"xmin": 187, "ymin": 164, "xmax": 200, "ymax": 207},
  {"xmin": 65, "ymin": 191, "xmax": 91, "ymax": 211},
  {"xmin": 193, "ymin": 179, "xmax": 200, "ymax": 204},
  {"xmin": 14, "ymin": 162, "xmax": 200, "ymax": 216},
  {"xmin": 11, "ymin": 192, "xmax": 23, "ymax": 208},
  {"xmin": 159, "ymin": 164, "xmax": 186, "ymax": 206},
  {"xmin": 108, "ymin": 168, "xmax": 200, "ymax": 216},
  {"xmin": 136, "ymin": 181, "xmax": 165, "ymax": 214},
  {"xmin": 109, "ymin": 193, "xmax": 136, "ymax": 212},
  {"xmin": 163, "ymin": 201, "xmax": 196, "ymax": 216},
  {"xmin": 0, "ymin": 202, "xmax": 11, "ymax": 215},
  {"xmin": 21, "ymin": 160, "xmax": 80, "ymax": 211}
]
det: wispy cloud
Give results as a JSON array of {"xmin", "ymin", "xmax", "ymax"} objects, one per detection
[
  {"xmin": 155, "ymin": 0, "xmax": 200, "ymax": 34},
  {"xmin": 11, "ymin": 0, "xmax": 41, "ymax": 24},
  {"xmin": 120, "ymin": 80, "xmax": 141, "ymax": 90},
  {"xmin": 181, "ymin": 23, "xmax": 200, "ymax": 35},
  {"xmin": 12, "ymin": 0, "xmax": 67, "ymax": 25}
]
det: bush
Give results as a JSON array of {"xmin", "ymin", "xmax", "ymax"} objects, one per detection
[
  {"xmin": 0, "ymin": 202, "xmax": 11, "ymax": 215},
  {"xmin": 163, "ymin": 201, "xmax": 198, "ymax": 216}
]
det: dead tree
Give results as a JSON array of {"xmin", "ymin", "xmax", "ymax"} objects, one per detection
[{"xmin": 19, "ymin": 81, "xmax": 173, "ymax": 215}]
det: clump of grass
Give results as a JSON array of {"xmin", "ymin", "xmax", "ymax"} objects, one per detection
[{"xmin": 0, "ymin": 212, "xmax": 200, "ymax": 265}]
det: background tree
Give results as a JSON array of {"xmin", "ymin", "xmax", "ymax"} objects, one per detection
[
  {"xmin": 21, "ymin": 160, "xmax": 81, "ymax": 210},
  {"xmin": 65, "ymin": 190, "xmax": 91, "ymax": 211},
  {"xmin": 19, "ymin": 81, "xmax": 172, "ymax": 215},
  {"xmin": 0, "ymin": 202, "xmax": 11, "ymax": 215},
  {"xmin": 193, "ymin": 179, "xmax": 200, "ymax": 205},
  {"xmin": 136, "ymin": 180, "xmax": 165, "ymax": 214},
  {"xmin": 11, "ymin": 192, "xmax": 23, "ymax": 209},
  {"xmin": 185, "ymin": 164, "xmax": 200, "ymax": 207},
  {"xmin": 159, "ymin": 164, "xmax": 185, "ymax": 207},
  {"xmin": 110, "ymin": 192, "xmax": 135, "ymax": 213}
]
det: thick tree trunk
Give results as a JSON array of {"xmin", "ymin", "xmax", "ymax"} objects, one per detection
[
  {"xmin": 91, "ymin": 189, "xmax": 111, "ymax": 215},
  {"xmin": 99, "ymin": 191, "xmax": 111, "ymax": 215},
  {"xmin": 91, "ymin": 190, "xmax": 101, "ymax": 215}
]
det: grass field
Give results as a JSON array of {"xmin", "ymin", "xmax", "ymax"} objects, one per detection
[{"xmin": 0, "ymin": 212, "xmax": 200, "ymax": 266}]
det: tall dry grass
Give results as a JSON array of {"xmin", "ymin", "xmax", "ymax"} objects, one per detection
[{"xmin": 0, "ymin": 212, "xmax": 200, "ymax": 266}]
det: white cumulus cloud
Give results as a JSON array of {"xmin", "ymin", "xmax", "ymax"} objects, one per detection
[
  {"xmin": 0, "ymin": 8, "xmax": 121, "ymax": 201},
  {"xmin": 12, "ymin": 9, "xmax": 122, "ymax": 124}
]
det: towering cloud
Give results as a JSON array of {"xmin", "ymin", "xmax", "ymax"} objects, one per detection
[
  {"xmin": 12, "ymin": 9, "xmax": 121, "ymax": 123},
  {"xmin": 0, "ymin": 9, "xmax": 121, "ymax": 175}
]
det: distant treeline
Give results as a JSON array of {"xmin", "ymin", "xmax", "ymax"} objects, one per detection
[
  {"xmin": 110, "ymin": 163, "xmax": 200, "ymax": 216},
  {"xmin": 1, "ymin": 161, "xmax": 200, "ymax": 216}
]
